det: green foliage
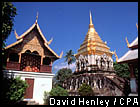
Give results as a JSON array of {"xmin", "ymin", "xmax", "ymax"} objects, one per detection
[
  {"xmin": 49, "ymin": 85, "xmax": 69, "ymax": 96},
  {"xmin": 7, "ymin": 77, "xmax": 28, "ymax": 101},
  {"xmin": 2, "ymin": 2, "xmax": 17, "ymax": 69},
  {"xmin": 1, "ymin": 76, "xmax": 28, "ymax": 104},
  {"xmin": 114, "ymin": 62, "xmax": 138, "ymax": 80},
  {"xmin": 54, "ymin": 68, "xmax": 72, "ymax": 87},
  {"xmin": 78, "ymin": 83, "xmax": 94, "ymax": 96},
  {"xmin": 43, "ymin": 91, "xmax": 50, "ymax": 105},
  {"xmin": 64, "ymin": 50, "xmax": 76, "ymax": 65},
  {"xmin": 113, "ymin": 62, "xmax": 130, "ymax": 79},
  {"xmin": 2, "ymin": 2, "xmax": 17, "ymax": 44}
]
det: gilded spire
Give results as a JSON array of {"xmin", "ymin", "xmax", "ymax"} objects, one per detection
[
  {"xmin": 90, "ymin": 11, "xmax": 93, "ymax": 25},
  {"xmin": 75, "ymin": 11, "xmax": 113, "ymax": 58},
  {"xmin": 88, "ymin": 11, "xmax": 95, "ymax": 32}
]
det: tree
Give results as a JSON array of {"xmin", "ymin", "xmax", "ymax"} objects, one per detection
[
  {"xmin": 1, "ymin": 76, "xmax": 28, "ymax": 104},
  {"xmin": 43, "ymin": 91, "xmax": 50, "ymax": 105},
  {"xmin": 1, "ymin": 3, "xmax": 28, "ymax": 104},
  {"xmin": 2, "ymin": 2, "xmax": 17, "ymax": 46},
  {"xmin": 49, "ymin": 85, "xmax": 69, "ymax": 96},
  {"xmin": 64, "ymin": 50, "xmax": 76, "ymax": 67},
  {"xmin": 78, "ymin": 83, "xmax": 94, "ymax": 96},
  {"xmin": 114, "ymin": 62, "xmax": 138, "ymax": 80},
  {"xmin": 2, "ymin": 2, "xmax": 17, "ymax": 69},
  {"xmin": 113, "ymin": 62, "xmax": 130, "ymax": 79},
  {"xmin": 54, "ymin": 68, "xmax": 72, "ymax": 87},
  {"xmin": 1, "ymin": 2, "xmax": 17, "ymax": 104}
]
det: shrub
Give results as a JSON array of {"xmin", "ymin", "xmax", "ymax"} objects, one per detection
[
  {"xmin": 43, "ymin": 91, "xmax": 50, "ymax": 105},
  {"xmin": 54, "ymin": 68, "xmax": 72, "ymax": 87},
  {"xmin": 78, "ymin": 83, "xmax": 94, "ymax": 96},
  {"xmin": 4, "ymin": 76, "xmax": 28, "ymax": 104},
  {"xmin": 49, "ymin": 85, "xmax": 69, "ymax": 96}
]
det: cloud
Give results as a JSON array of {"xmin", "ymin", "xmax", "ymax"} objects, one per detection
[{"xmin": 53, "ymin": 62, "xmax": 76, "ymax": 72}]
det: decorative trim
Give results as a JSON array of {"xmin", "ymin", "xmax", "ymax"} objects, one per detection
[{"xmin": 3, "ymin": 70, "xmax": 54, "ymax": 78}]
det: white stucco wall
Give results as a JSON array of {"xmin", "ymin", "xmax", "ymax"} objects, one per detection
[
  {"xmin": 33, "ymin": 77, "xmax": 53, "ymax": 104},
  {"xmin": 3, "ymin": 70, "xmax": 54, "ymax": 104}
]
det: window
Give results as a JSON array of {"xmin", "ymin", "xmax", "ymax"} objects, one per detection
[
  {"xmin": 9, "ymin": 53, "xmax": 19, "ymax": 62},
  {"xmin": 25, "ymin": 50, "xmax": 31, "ymax": 54},
  {"xmin": 43, "ymin": 57, "xmax": 51, "ymax": 65},
  {"xmin": 32, "ymin": 51, "xmax": 39, "ymax": 55}
]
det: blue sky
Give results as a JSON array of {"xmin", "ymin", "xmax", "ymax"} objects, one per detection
[{"xmin": 6, "ymin": 2, "xmax": 138, "ymax": 73}]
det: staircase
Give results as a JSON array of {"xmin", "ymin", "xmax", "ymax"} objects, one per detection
[
  {"xmin": 23, "ymin": 99, "xmax": 39, "ymax": 105},
  {"xmin": 27, "ymin": 100, "xmax": 39, "ymax": 105}
]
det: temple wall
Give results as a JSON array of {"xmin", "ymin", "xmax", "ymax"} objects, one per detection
[{"xmin": 3, "ymin": 70, "xmax": 54, "ymax": 104}]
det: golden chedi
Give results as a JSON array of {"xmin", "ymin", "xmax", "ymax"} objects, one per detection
[{"xmin": 75, "ymin": 11, "xmax": 114, "ymax": 72}]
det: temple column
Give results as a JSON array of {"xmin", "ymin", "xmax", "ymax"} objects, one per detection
[
  {"xmin": 50, "ymin": 60, "xmax": 52, "ymax": 66},
  {"xmin": 41, "ymin": 56, "xmax": 44, "ymax": 65},
  {"xmin": 18, "ymin": 53, "xmax": 21, "ymax": 63},
  {"xmin": 129, "ymin": 63, "xmax": 137, "ymax": 93},
  {"xmin": 7, "ymin": 57, "xmax": 9, "ymax": 62},
  {"xmin": 7, "ymin": 52, "xmax": 10, "ymax": 62}
]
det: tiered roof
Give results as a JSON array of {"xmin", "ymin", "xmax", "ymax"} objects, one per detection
[
  {"xmin": 117, "ymin": 23, "xmax": 138, "ymax": 64},
  {"xmin": 75, "ymin": 11, "xmax": 113, "ymax": 58},
  {"xmin": 117, "ymin": 36, "xmax": 138, "ymax": 64},
  {"xmin": 5, "ymin": 14, "xmax": 63, "ymax": 59}
]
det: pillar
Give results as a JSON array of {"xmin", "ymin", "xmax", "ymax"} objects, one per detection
[
  {"xmin": 19, "ymin": 53, "xmax": 21, "ymax": 63},
  {"xmin": 129, "ymin": 63, "xmax": 137, "ymax": 93},
  {"xmin": 7, "ymin": 57, "xmax": 9, "ymax": 62},
  {"xmin": 41, "ymin": 56, "xmax": 43, "ymax": 65},
  {"xmin": 7, "ymin": 52, "xmax": 10, "ymax": 62},
  {"xmin": 50, "ymin": 60, "xmax": 52, "ymax": 66}
]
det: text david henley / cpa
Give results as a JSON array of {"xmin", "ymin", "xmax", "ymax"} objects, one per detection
[
  {"xmin": 49, "ymin": 97, "xmax": 138, "ymax": 106},
  {"xmin": 50, "ymin": 98, "xmax": 109, "ymax": 106}
]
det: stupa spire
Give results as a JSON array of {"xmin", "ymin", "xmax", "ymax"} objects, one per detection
[
  {"xmin": 88, "ymin": 11, "xmax": 95, "ymax": 32},
  {"xmin": 75, "ymin": 10, "xmax": 113, "ymax": 59},
  {"xmin": 90, "ymin": 11, "xmax": 93, "ymax": 25}
]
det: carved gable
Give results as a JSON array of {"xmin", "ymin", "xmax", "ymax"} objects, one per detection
[
  {"xmin": 5, "ymin": 21, "xmax": 62, "ymax": 60},
  {"xmin": 21, "ymin": 28, "xmax": 44, "ymax": 56}
]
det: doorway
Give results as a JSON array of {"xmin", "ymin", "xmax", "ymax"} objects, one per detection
[{"xmin": 24, "ymin": 78, "xmax": 34, "ymax": 99}]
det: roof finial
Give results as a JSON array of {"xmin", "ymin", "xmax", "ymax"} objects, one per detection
[
  {"xmin": 113, "ymin": 50, "xmax": 118, "ymax": 62},
  {"xmin": 59, "ymin": 51, "xmax": 63, "ymax": 58},
  {"xmin": 136, "ymin": 23, "xmax": 138, "ymax": 31},
  {"xmin": 47, "ymin": 37, "xmax": 53, "ymax": 45},
  {"xmin": 36, "ymin": 12, "xmax": 39, "ymax": 24},
  {"xmin": 125, "ymin": 37, "xmax": 130, "ymax": 48},
  {"xmin": 90, "ymin": 10, "xmax": 93, "ymax": 25},
  {"xmin": 14, "ymin": 30, "xmax": 20, "ymax": 40}
]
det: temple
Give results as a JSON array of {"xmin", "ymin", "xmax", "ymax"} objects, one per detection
[
  {"xmin": 75, "ymin": 11, "xmax": 114, "ymax": 72},
  {"xmin": 63, "ymin": 11, "xmax": 129, "ymax": 96},
  {"xmin": 115, "ymin": 24, "xmax": 138, "ymax": 95},
  {"xmin": 3, "ymin": 14, "xmax": 63, "ymax": 104}
]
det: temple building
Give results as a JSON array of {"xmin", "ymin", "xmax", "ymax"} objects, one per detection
[
  {"xmin": 115, "ymin": 24, "xmax": 138, "ymax": 95},
  {"xmin": 63, "ymin": 11, "xmax": 129, "ymax": 96},
  {"xmin": 3, "ymin": 14, "xmax": 63, "ymax": 104}
]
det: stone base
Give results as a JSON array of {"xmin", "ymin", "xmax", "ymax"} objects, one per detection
[
  {"xmin": 63, "ymin": 72, "xmax": 130, "ymax": 96},
  {"xmin": 128, "ymin": 93, "xmax": 138, "ymax": 96}
]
